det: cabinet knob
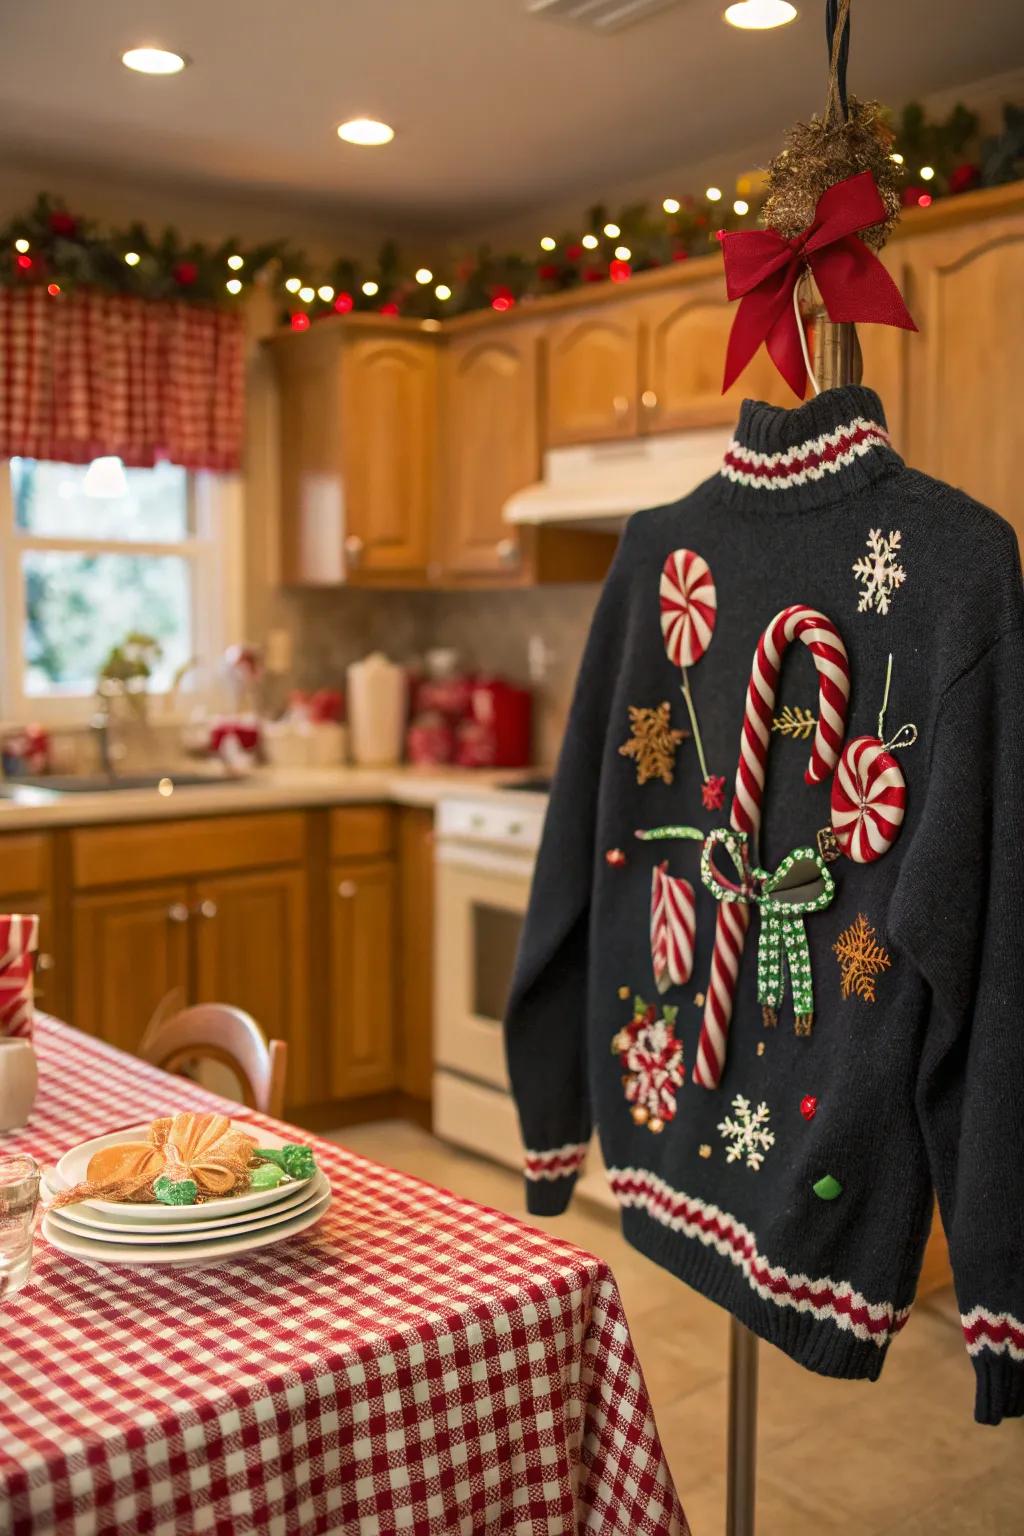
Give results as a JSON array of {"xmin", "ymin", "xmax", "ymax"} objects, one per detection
[
  {"xmin": 37, "ymin": 952, "xmax": 54, "ymax": 973},
  {"xmin": 344, "ymin": 534, "xmax": 364, "ymax": 568},
  {"xmin": 197, "ymin": 900, "xmax": 218, "ymax": 920},
  {"xmin": 167, "ymin": 902, "xmax": 190, "ymax": 924},
  {"xmin": 612, "ymin": 395, "xmax": 630, "ymax": 417},
  {"xmin": 641, "ymin": 390, "xmax": 659, "ymax": 411},
  {"xmin": 337, "ymin": 880, "xmax": 358, "ymax": 898},
  {"xmin": 495, "ymin": 538, "xmax": 519, "ymax": 566}
]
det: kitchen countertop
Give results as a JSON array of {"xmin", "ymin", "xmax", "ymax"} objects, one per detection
[{"xmin": 0, "ymin": 764, "xmax": 545, "ymax": 830}]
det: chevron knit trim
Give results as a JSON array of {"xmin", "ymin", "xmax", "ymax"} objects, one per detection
[
  {"xmin": 609, "ymin": 1166, "xmax": 911, "ymax": 1347},
  {"xmin": 721, "ymin": 418, "xmax": 891, "ymax": 490},
  {"xmin": 962, "ymin": 1306, "xmax": 1024, "ymax": 1361},
  {"xmin": 523, "ymin": 1142, "xmax": 588, "ymax": 1182}
]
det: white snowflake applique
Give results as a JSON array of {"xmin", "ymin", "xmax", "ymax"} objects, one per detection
[
  {"xmin": 717, "ymin": 1094, "xmax": 775, "ymax": 1171},
  {"xmin": 852, "ymin": 528, "xmax": 906, "ymax": 616}
]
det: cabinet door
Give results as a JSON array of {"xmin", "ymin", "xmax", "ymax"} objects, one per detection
[
  {"xmin": 641, "ymin": 280, "xmax": 792, "ymax": 433},
  {"xmin": 72, "ymin": 883, "xmax": 191, "ymax": 1054},
  {"xmin": 327, "ymin": 859, "xmax": 396, "ymax": 1098},
  {"xmin": 441, "ymin": 328, "xmax": 540, "ymax": 577},
  {"xmin": 274, "ymin": 325, "xmax": 345, "ymax": 585},
  {"xmin": 546, "ymin": 308, "xmax": 642, "ymax": 444},
  {"xmin": 192, "ymin": 867, "xmax": 309, "ymax": 1102},
  {"xmin": 901, "ymin": 212, "xmax": 1024, "ymax": 542},
  {"xmin": 340, "ymin": 336, "xmax": 436, "ymax": 576}
]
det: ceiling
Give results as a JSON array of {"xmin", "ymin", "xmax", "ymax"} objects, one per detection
[{"xmin": 3, "ymin": 0, "xmax": 1022, "ymax": 232}]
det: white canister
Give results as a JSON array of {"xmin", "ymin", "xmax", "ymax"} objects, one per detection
[
  {"xmin": 347, "ymin": 653, "xmax": 407, "ymax": 766},
  {"xmin": 0, "ymin": 1038, "xmax": 38, "ymax": 1131}
]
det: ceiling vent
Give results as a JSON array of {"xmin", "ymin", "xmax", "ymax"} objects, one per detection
[{"xmin": 526, "ymin": 0, "xmax": 684, "ymax": 33}]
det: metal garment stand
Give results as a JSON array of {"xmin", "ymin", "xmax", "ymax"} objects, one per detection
[{"xmin": 721, "ymin": 312, "xmax": 859, "ymax": 1536}]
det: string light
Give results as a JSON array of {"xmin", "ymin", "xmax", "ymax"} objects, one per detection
[
  {"xmin": 539, "ymin": 236, "xmax": 556, "ymax": 251},
  {"xmin": 890, "ymin": 152, "xmax": 904, "ymax": 165},
  {"xmin": 317, "ymin": 285, "xmax": 335, "ymax": 301},
  {"xmin": 414, "ymin": 267, "xmax": 433, "ymax": 284},
  {"xmin": 124, "ymin": 251, "xmax": 141, "ymax": 266},
  {"xmin": 733, "ymin": 199, "xmax": 750, "ymax": 216},
  {"xmin": 284, "ymin": 277, "xmax": 302, "ymax": 294},
  {"xmin": 662, "ymin": 198, "xmax": 681, "ymax": 214},
  {"xmin": 225, "ymin": 278, "xmax": 242, "ymax": 294},
  {"xmin": 603, "ymin": 222, "xmax": 620, "ymax": 238},
  {"xmin": 122, "ymin": 46, "xmax": 187, "ymax": 75},
  {"xmin": 919, "ymin": 165, "xmax": 935, "ymax": 181},
  {"xmin": 298, "ymin": 285, "xmax": 315, "ymax": 303},
  {"xmin": 227, "ymin": 254, "xmax": 244, "ymax": 270},
  {"xmin": 361, "ymin": 279, "xmax": 379, "ymax": 296},
  {"xmin": 14, "ymin": 238, "xmax": 30, "ymax": 253},
  {"xmin": 614, "ymin": 245, "xmax": 631, "ymax": 261},
  {"xmin": 337, "ymin": 118, "xmax": 395, "ymax": 146},
  {"xmin": 581, "ymin": 234, "xmax": 599, "ymax": 250},
  {"xmin": 435, "ymin": 283, "xmax": 452, "ymax": 301},
  {"xmin": 724, "ymin": 1, "xmax": 797, "ymax": 29},
  {"xmin": 706, "ymin": 187, "xmax": 723, "ymax": 202}
]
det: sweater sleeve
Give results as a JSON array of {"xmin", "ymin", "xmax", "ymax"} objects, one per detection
[
  {"xmin": 504, "ymin": 524, "xmax": 635, "ymax": 1217},
  {"xmin": 889, "ymin": 627, "xmax": 1024, "ymax": 1425}
]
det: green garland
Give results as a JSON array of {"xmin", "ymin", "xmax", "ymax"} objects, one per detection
[{"xmin": 2, "ymin": 99, "xmax": 1019, "ymax": 328}]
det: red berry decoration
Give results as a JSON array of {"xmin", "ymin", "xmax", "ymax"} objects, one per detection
[
  {"xmin": 605, "ymin": 848, "xmax": 626, "ymax": 867},
  {"xmin": 565, "ymin": 243, "xmax": 584, "ymax": 261},
  {"xmin": 333, "ymin": 292, "xmax": 354, "ymax": 314},
  {"xmin": 379, "ymin": 301, "xmax": 399, "ymax": 315},
  {"xmin": 949, "ymin": 163, "xmax": 981, "ymax": 196},
  {"xmin": 800, "ymin": 1095, "xmax": 818, "ymax": 1121},
  {"xmin": 173, "ymin": 261, "xmax": 198, "ymax": 286},
  {"xmin": 536, "ymin": 263, "xmax": 559, "ymax": 281},
  {"xmin": 701, "ymin": 775, "xmax": 726, "ymax": 811},
  {"xmin": 48, "ymin": 210, "xmax": 78, "ymax": 238},
  {"xmin": 609, "ymin": 259, "xmax": 631, "ymax": 282},
  {"xmin": 290, "ymin": 313, "xmax": 310, "ymax": 331}
]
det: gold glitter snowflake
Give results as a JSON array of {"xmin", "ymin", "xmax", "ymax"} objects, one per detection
[
  {"xmin": 619, "ymin": 702, "xmax": 687, "ymax": 787},
  {"xmin": 833, "ymin": 913, "xmax": 892, "ymax": 1003}
]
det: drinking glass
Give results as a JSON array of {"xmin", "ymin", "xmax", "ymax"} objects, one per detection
[{"xmin": 0, "ymin": 1153, "xmax": 40, "ymax": 1296}]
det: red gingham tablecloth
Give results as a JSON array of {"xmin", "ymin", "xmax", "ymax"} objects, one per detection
[{"xmin": 0, "ymin": 1019, "xmax": 689, "ymax": 1536}]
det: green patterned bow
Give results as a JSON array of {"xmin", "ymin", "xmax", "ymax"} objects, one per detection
[{"xmin": 637, "ymin": 825, "xmax": 836, "ymax": 1033}]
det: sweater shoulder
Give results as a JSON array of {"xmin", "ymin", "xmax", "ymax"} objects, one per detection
[
  {"xmin": 621, "ymin": 476, "xmax": 723, "ymax": 560},
  {"xmin": 886, "ymin": 466, "xmax": 1022, "ymax": 575}
]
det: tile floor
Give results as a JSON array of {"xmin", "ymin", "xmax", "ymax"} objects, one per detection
[{"xmin": 329, "ymin": 1121, "xmax": 1024, "ymax": 1536}]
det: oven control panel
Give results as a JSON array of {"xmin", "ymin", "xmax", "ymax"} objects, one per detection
[{"xmin": 435, "ymin": 793, "xmax": 548, "ymax": 852}]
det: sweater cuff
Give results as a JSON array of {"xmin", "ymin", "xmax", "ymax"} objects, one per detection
[
  {"xmin": 973, "ymin": 1353, "xmax": 1024, "ymax": 1425},
  {"xmin": 525, "ymin": 1171, "xmax": 578, "ymax": 1217}
]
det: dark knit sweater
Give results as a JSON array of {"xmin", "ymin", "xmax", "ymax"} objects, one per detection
[{"xmin": 505, "ymin": 385, "xmax": 1024, "ymax": 1425}]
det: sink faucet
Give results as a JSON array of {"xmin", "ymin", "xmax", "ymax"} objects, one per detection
[{"xmin": 91, "ymin": 686, "xmax": 119, "ymax": 779}]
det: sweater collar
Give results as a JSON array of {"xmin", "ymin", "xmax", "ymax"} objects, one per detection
[{"xmin": 718, "ymin": 385, "xmax": 903, "ymax": 512}]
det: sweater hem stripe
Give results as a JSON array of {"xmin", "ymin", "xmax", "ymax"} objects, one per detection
[
  {"xmin": 523, "ymin": 1142, "xmax": 588, "ymax": 1181},
  {"xmin": 609, "ymin": 1167, "xmax": 910, "ymax": 1361},
  {"xmin": 962, "ymin": 1306, "xmax": 1024, "ymax": 1360}
]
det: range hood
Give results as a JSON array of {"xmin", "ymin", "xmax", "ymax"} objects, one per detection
[{"xmin": 504, "ymin": 427, "xmax": 732, "ymax": 531}]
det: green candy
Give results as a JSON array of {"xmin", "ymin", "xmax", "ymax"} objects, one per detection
[
  {"xmin": 250, "ymin": 1162, "xmax": 285, "ymax": 1190},
  {"xmin": 813, "ymin": 1174, "xmax": 843, "ymax": 1202},
  {"xmin": 153, "ymin": 1174, "xmax": 198, "ymax": 1206},
  {"xmin": 256, "ymin": 1143, "xmax": 316, "ymax": 1181}
]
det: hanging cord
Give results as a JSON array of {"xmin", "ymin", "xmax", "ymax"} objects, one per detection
[
  {"xmin": 876, "ymin": 653, "xmax": 919, "ymax": 751},
  {"xmin": 824, "ymin": 0, "xmax": 851, "ymax": 127},
  {"xmin": 792, "ymin": 272, "xmax": 821, "ymax": 396}
]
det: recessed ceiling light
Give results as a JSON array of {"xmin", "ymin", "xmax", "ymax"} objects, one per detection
[
  {"xmin": 724, "ymin": 1, "xmax": 797, "ymax": 29},
  {"xmin": 122, "ymin": 46, "xmax": 188, "ymax": 75},
  {"xmin": 337, "ymin": 118, "xmax": 395, "ymax": 147}
]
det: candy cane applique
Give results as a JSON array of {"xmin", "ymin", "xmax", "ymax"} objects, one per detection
[
  {"xmin": 650, "ymin": 862, "xmax": 696, "ymax": 993},
  {"xmin": 693, "ymin": 605, "xmax": 851, "ymax": 1089}
]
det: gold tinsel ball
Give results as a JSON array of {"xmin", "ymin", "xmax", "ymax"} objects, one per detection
[{"xmin": 761, "ymin": 98, "xmax": 902, "ymax": 251}]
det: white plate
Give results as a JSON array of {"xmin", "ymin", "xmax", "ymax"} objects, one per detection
[
  {"xmin": 42, "ymin": 1189, "xmax": 331, "ymax": 1268},
  {"xmin": 48, "ymin": 1171, "xmax": 330, "ymax": 1243},
  {"xmin": 43, "ymin": 1166, "xmax": 319, "ymax": 1234},
  {"xmin": 56, "ymin": 1121, "xmax": 313, "ymax": 1222}
]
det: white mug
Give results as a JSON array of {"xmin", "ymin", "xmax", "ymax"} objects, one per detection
[{"xmin": 0, "ymin": 1038, "xmax": 38, "ymax": 1131}]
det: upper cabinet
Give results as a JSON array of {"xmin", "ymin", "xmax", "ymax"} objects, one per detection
[
  {"xmin": 274, "ymin": 322, "xmax": 437, "ymax": 586},
  {"xmin": 440, "ymin": 326, "xmax": 541, "ymax": 578},
  {"xmin": 545, "ymin": 307, "xmax": 643, "ymax": 444}
]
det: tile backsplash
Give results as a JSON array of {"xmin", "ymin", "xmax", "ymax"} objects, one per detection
[{"xmin": 284, "ymin": 584, "xmax": 601, "ymax": 766}]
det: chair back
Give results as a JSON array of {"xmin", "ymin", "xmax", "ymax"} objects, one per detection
[{"xmin": 139, "ymin": 1003, "xmax": 287, "ymax": 1119}]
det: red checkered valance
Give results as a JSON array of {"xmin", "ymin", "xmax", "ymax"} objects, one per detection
[{"xmin": 0, "ymin": 287, "xmax": 245, "ymax": 471}]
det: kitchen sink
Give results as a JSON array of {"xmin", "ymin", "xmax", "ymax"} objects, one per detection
[{"xmin": 0, "ymin": 772, "xmax": 230, "ymax": 795}]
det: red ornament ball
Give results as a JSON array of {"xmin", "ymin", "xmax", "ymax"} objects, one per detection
[
  {"xmin": 609, "ymin": 259, "xmax": 631, "ymax": 283},
  {"xmin": 48, "ymin": 210, "xmax": 78, "ymax": 238},
  {"xmin": 565, "ymin": 243, "xmax": 584, "ymax": 261},
  {"xmin": 490, "ymin": 286, "xmax": 515, "ymax": 311},
  {"xmin": 582, "ymin": 266, "xmax": 604, "ymax": 283},
  {"xmin": 46, "ymin": 282, "xmax": 61, "ymax": 297},
  {"xmin": 290, "ymin": 312, "xmax": 310, "ymax": 331},
  {"xmin": 15, "ymin": 253, "xmax": 32, "ymax": 271},
  {"xmin": 173, "ymin": 261, "xmax": 199, "ymax": 286},
  {"xmin": 672, "ymin": 247, "xmax": 690, "ymax": 263},
  {"xmin": 800, "ymin": 1095, "xmax": 818, "ymax": 1121},
  {"xmin": 901, "ymin": 185, "xmax": 926, "ymax": 209},
  {"xmin": 379, "ymin": 301, "xmax": 400, "ymax": 315},
  {"xmin": 949, "ymin": 162, "xmax": 981, "ymax": 196},
  {"xmin": 536, "ymin": 263, "xmax": 560, "ymax": 281},
  {"xmin": 917, "ymin": 193, "xmax": 933, "ymax": 208},
  {"xmin": 333, "ymin": 292, "xmax": 354, "ymax": 314}
]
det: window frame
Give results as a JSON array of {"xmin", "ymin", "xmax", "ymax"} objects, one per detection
[{"xmin": 0, "ymin": 463, "xmax": 244, "ymax": 726}]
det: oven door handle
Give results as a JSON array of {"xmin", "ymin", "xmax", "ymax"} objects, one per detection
[{"xmin": 434, "ymin": 840, "xmax": 538, "ymax": 880}]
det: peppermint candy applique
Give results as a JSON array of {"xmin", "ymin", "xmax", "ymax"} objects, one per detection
[{"xmin": 659, "ymin": 548, "xmax": 723, "ymax": 803}]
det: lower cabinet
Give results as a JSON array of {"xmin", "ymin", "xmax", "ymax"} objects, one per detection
[
  {"xmin": 72, "ymin": 882, "xmax": 191, "ymax": 1055},
  {"xmin": 327, "ymin": 858, "xmax": 397, "ymax": 1098}
]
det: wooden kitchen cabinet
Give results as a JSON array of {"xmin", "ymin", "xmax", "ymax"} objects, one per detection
[
  {"xmin": 545, "ymin": 305, "xmax": 643, "ymax": 445},
  {"xmin": 72, "ymin": 882, "xmax": 191, "ymax": 1055},
  {"xmin": 326, "ymin": 857, "xmax": 397, "ymax": 1098}
]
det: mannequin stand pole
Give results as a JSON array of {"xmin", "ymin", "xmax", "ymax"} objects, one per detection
[{"xmin": 725, "ymin": 1319, "xmax": 759, "ymax": 1536}]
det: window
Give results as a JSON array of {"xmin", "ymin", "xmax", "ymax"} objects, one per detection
[{"xmin": 0, "ymin": 457, "xmax": 241, "ymax": 722}]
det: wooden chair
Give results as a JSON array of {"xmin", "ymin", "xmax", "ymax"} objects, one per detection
[{"xmin": 139, "ymin": 1003, "xmax": 287, "ymax": 1119}]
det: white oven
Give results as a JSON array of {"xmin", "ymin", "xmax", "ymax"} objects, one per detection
[{"xmin": 433, "ymin": 789, "xmax": 611, "ymax": 1208}]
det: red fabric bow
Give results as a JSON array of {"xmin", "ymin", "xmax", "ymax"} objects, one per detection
[{"xmin": 721, "ymin": 171, "xmax": 917, "ymax": 399}]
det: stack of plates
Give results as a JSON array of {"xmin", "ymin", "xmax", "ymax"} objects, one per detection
[{"xmin": 42, "ymin": 1122, "xmax": 331, "ymax": 1268}]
